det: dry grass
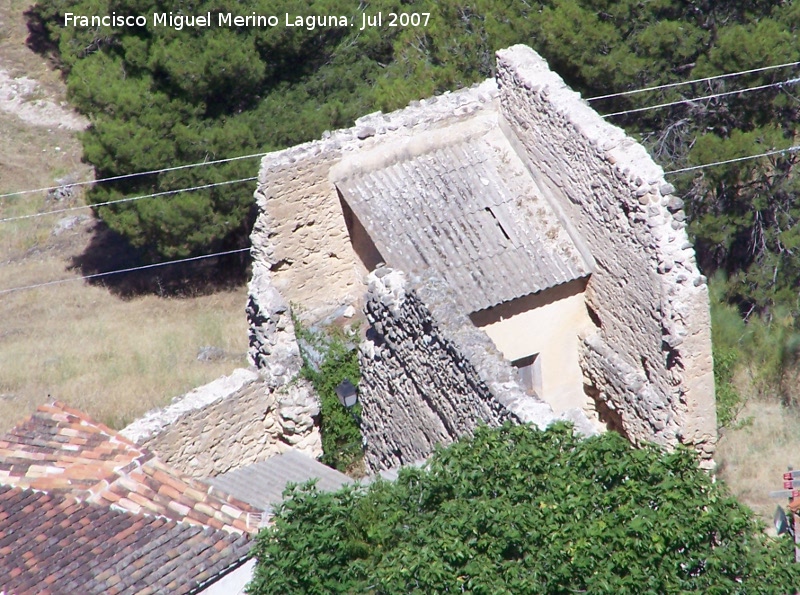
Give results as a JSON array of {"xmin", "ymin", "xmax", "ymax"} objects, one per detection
[
  {"xmin": 0, "ymin": 160, "xmax": 249, "ymax": 432},
  {"xmin": 0, "ymin": 224, "xmax": 250, "ymax": 432},
  {"xmin": 0, "ymin": 259, "xmax": 248, "ymax": 429},
  {"xmin": 716, "ymin": 398, "xmax": 800, "ymax": 527}
]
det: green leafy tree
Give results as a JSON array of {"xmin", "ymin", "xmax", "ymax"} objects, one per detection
[{"xmin": 248, "ymin": 424, "xmax": 799, "ymax": 594}]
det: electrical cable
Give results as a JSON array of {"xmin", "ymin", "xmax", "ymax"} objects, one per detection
[
  {"xmin": 0, "ymin": 176, "xmax": 257, "ymax": 224},
  {"xmin": 0, "ymin": 151, "xmax": 267, "ymax": 200},
  {"xmin": 602, "ymin": 77, "xmax": 800, "ymax": 118},
  {"xmin": 2, "ymin": 64, "xmax": 798, "ymax": 203},
  {"xmin": 2, "ymin": 62, "xmax": 799, "ymax": 306},
  {"xmin": 4, "ymin": 145, "xmax": 800, "ymax": 295},
  {"xmin": 2, "ymin": 141, "xmax": 797, "ymax": 226},
  {"xmin": 665, "ymin": 145, "xmax": 800, "ymax": 175},
  {"xmin": 587, "ymin": 60, "xmax": 800, "ymax": 101}
]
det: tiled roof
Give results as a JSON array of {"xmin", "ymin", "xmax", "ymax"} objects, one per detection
[
  {"xmin": 334, "ymin": 127, "xmax": 593, "ymax": 313},
  {"xmin": 206, "ymin": 449, "xmax": 353, "ymax": 511},
  {"xmin": 0, "ymin": 402, "xmax": 262, "ymax": 533},
  {"xmin": 0, "ymin": 485, "xmax": 251, "ymax": 595}
]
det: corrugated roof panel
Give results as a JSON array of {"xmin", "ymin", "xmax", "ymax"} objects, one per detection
[
  {"xmin": 473, "ymin": 207, "xmax": 506, "ymax": 259},
  {"xmin": 206, "ymin": 450, "xmax": 353, "ymax": 512},
  {"xmin": 486, "ymin": 252, "xmax": 521, "ymax": 305},
  {"xmin": 450, "ymin": 213, "xmax": 485, "ymax": 266},
  {"xmin": 429, "ymin": 151, "xmax": 472, "ymax": 212},
  {"xmin": 355, "ymin": 171, "xmax": 424, "ymax": 272},
  {"xmin": 451, "ymin": 160, "xmax": 484, "ymax": 210},
  {"xmin": 334, "ymin": 134, "xmax": 592, "ymax": 312},
  {"xmin": 376, "ymin": 167, "xmax": 426, "ymax": 264},
  {"xmin": 527, "ymin": 243, "xmax": 560, "ymax": 289},
  {"xmin": 448, "ymin": 212, "xmax": 485, "ymax": 267}
]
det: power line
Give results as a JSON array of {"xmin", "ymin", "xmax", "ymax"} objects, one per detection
[
  {"xmin": 665, "ymin": 144, "xmax": 800, "ymax": 175},
  {"xmin": 0, "ymin": 60, "xmax": 797, "ymax": 203},
  {"xmin": 587, "ymin": 60, "xmax": 800, "ymax": 101},
  {"xmin": 1, "ymin": 65, "xmax": 796, "ymax": 205},
  {"xmin": 0, "ymin": 151, "xmax": 267, "ymax": 201},
  {"xmin": 602, "ymin": 77, "xmax": 800, "ymax": 118},
  {"xmin": 0, "ymin": 177, "xmax": 257, "ymax": 224},
  {"xmin": 0, "ymin": 65, "xmax": 794, "ymax": 203},
  {"xmin": 4, "ymin": 146, "xmax": 799, "ymax": 296},
  {"xmin": 0, "ymin": 247, "xmax": 251, "ymax": 296},
  {"xmin": 1, "ymin": 140, "xmax": 796, "ymax": 226}
]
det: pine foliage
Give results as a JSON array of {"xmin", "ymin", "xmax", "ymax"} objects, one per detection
[{"xmin": 30, "ymin": 0, "xmax": 800, "ymax": 281}]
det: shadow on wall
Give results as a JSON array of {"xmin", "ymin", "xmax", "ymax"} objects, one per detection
[
  {"xmin": 588, "ymin": 383, "xmax": 628, "ymax": 438},
  {"xmin": 469, "ymin": 278, "xmax": 589, "ymax": 326},
  {"xmin": 338, "ymin": 190, "xmax": 385, "ymax": 273}
]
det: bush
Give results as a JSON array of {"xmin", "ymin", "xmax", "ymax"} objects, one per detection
[
  {"xmin": 710, "ymin": 287, "xmax": 748, "ymax": 429},
  {"xmin": 294, "ymin": 319, "xmax": 363, "ymax": 472},
  {"xmin": 247, "ymin": 423, "xmax": 799, "ymax": 594},
  {"xmin": 710, "ymin": 274, "xmax": 800, "ymax": 423}
]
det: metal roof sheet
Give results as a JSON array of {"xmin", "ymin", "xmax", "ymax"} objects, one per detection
[
  {"xmin": 334, "ymin": 132, "xmax": 592, "ymax": 313},
  {"xmin": 206, "ymin": 450, "xmax": 353, "ymax": 512}
]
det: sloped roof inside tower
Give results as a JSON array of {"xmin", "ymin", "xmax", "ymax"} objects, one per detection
[{"xmin": 333, "ymin": 119, "xmax": 593, "ymax": 314}]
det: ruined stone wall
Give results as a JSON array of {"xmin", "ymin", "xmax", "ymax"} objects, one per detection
[
  {"xmin": 252, "ymin": 146, "xmax": 364, "ymax": 320},
  {"xmin": 247, "ymin": 258, "xmax": 303, "ymax": 381},
  {"xmin": 123, "ymin": 252, "xmax": 325, "ymax": 479},
  {"xmin": 495, "ymin": 46, "xmax": 716, "ymax": 460},
  {"xmin": 248, "ymin": 82, "xmax": 499, "ymax": 323},
  {"xmin": 121, "ymin": 370, "xmax": 321, "ymax": 479},
  {"xmin": 359, "ymin": 268, "xmax": 594, "ymax": 471}
]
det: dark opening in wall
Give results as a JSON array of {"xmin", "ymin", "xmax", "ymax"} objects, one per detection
[{"xmin": 512, "ymin": 353, "xmax": 542, "ymax": 396}]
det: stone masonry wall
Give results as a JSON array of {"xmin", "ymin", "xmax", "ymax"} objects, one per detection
[
  {"xmin": 359, "ymin": 267, "xmax": 593, "ymax": 471},
  {"xmin": 495, "ymin": 46, "xmax": 716, "ymax": 461},
  {"xmin": 252, "ymin": 146, "xmax": 364, "ymax": 320},
  {"xmin": 122, "ymin": 369, "xmax": 321, "ymax": 479},
  {"xmin": 248, "ymin": 81, "xmax": 500, "ymax": 322},
  {"xmin": 247, "ymin": 258, "xmax": 303, "ymax": 383}
]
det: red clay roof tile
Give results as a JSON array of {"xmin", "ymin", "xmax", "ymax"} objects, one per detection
[
  {"xmin": 0, "ymin": 485, "xmax": 252, "ymax": 594},
  {"xmin": 0, "ymin": 402, "xmax": 261, "ymax": 534}
]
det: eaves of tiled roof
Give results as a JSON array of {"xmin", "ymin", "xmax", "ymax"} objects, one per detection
[
  {"xmin": 0, "ymin": 485, "xmax": 252, "ymax": 595},
  {"xmin": 0, "ymin": 402, "xmax": 262, "ymax": 533}
]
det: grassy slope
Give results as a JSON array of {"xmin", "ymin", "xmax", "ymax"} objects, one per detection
[
  {"xmin": 716, "ymin": 399, "xmax": 800, "ymax": 526},
  {"xmin": 0, "ymin": 0, "xmax": 248, "ymax": 431}
]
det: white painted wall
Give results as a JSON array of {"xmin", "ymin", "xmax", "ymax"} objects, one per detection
[{"xmin": 472, "ymin": 280, "xmax": 596, "ymax": 417}]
